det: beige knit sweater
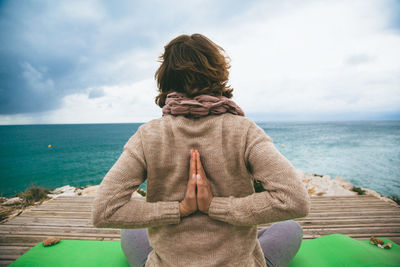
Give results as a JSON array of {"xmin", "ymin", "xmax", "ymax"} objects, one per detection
[{"xmin": 92, "ymin": 113, "xmax": 310, "ymax": 267}]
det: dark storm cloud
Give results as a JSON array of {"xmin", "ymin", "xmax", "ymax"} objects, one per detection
[
  {"xmin": 0, "ymin": 0, "xmax": 259, "ymax": 115},
  {"xmin": 0, "ymin": 0, "xmax": 157, "ymax": 114}
]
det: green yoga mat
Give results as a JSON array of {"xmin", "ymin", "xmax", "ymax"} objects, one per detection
[
  {"xmin": 288, "ymin": 234, "xmax": 400, "ymax": 267},
  {"xmin": 9, "ymin": 240, "xmax": 129, "ymax": 267},
  {"xmin": 10, "ymin": 234, "xmax": 400, "ymax": 267}
]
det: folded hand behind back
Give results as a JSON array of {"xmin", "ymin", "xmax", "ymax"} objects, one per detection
[{"xmin": 179, "ymin": 149, "xmax": 214, "ymax": 217}]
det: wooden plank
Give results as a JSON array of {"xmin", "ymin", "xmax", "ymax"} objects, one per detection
[
  {"xmin": 310, "ymin": 200, "xmax": 394, "ymax": 204},
  {"xmin": 45, "ymin": 196, "xmax": 384, "ymax": 201},
  {"xmin": 1, "ymin": 226, "xmax": 398, "ymax": 237},
  {"xmin": 302, "ymin": 233, "xmax": 400, "ymax": 239},
  {"xmin": 0, "ymin": 260, "xmax": 13, "ymax": 267},
  {"xmin": 18, "ymin": 212, "xmax": 92, "ymax": 218},
  {"xmin": 47, "ymin": 197, "xmax": 386, "ymax": 205},
  {"xmin": 268, "ymin": 223, "xmax": 400, "ymax": 229},
  {"xmin": 14, "ymin": 214, "xmax": 398, "ymax": 223},
  {"xmin": 2, "ymin": 232, "xmax": 399, "ymax": 243},
  {"xmin": 2, "ymin": 224, "xmax": 397, "ymax": 235},
  {"xmin": 4, "ymin": 218, "xmax": 92, "ymax": 227},
  {"xmin": 7, "ymin": 217, "xmax": 400, "ymax": 228},
  {"xmin": 0, "ymin": 252, "xmax": 27, "ymax": 261},
  {"xmin": 0, "ymin": 245, "xmax": 31, "ymax": 250},
  {"xmin": 296, "ymin": 218, "xmax": 400, "ymax": 225},
  {"xmin": 297, "ymin": 215, "xmax": 400, "ymax": 221},
  {"xmin": 36, "ymin": 203, "xmax": 397, "ymax": 209},
  {"xmin": 19, "ymin": 209, "xmax": 400, "ymax": 218},
  {"xmin": 30, "ymin": 205, "xmax": 399, "ymax": 212},
  {"xmin": 305, "ymin": 210, "xmax": 400, "ymax": 217},
  {"xmin": 3, "ymin": 232, "xmax": 399, "ymax": 243},
  {"xmin": 0, "ymin": 232, "xmax": 121, "ymax": 239},
  {"xmin": 309, "ymin": 207, "xmax": 400, "ymax": 211},
  {"xmin": 53, "ymin": 195, "xmax": 379, "ymax": 199},
  {"xmin": 0, "ymin": 235, "xmax": 105, "ymax": 244},
  {"xmin": 302, "ymin": 227, "xmax": 400, "ymax": 235},
  {"xmin": 0, "ymin": 246, "xmax": 31, "ymax": 255},
  {"xmin": 310, "ymin": 195, "xmax": 379, "ymax": 200},
  {"xmin": 310, "ymin": 202, "xmax": 394, "ymax": 206},
  {"xmin": 0, "ymin": 225, "xmax": 121, "ymax": 234}
]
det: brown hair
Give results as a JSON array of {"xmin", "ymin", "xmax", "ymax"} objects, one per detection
[{"xmin": 154, "ymin": 33, "xmax": 233, "ymax": 108}]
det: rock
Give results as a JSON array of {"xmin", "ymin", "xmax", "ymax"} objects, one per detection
[
  {"xmin": 2, "ymin": 197, "xmax": 22, "ymax": 206},
  {"xmin": 326, "ymin": 181, "xmax": 357, "ymax": 196},
  {"xmin": 370, "ymin": 236, "xmax": 385, "ymax": 245},
  {"xmin": 47, "ymin": 184, "xmax": 146, "ymax": 199},
  {"xmin": 301, "ymin": 172, "xmax": 357, "ymax": 197},
  {"xmin": 76, "ymin": 185, "xmax": 143, "ymax": 198},
  {"xmin": 333, "ymin": 176, "xmax": 354, "ymax": 190},
  {"xmin": 80, "ymin": 185, "xmax": 99, "ymax": 196},
  {"xmin": 132, "ymin": 191, "xmax": 145, "ymax": 199},
  {"xmin": 362, "ymin": 188, "xmax": 382, "ymax": 198},
  {"xmin": 312, "ymin": 173, "xmax": 323, "ymax": 177},
  {"xmin": 48, "ymin": 185, "xmax": 76, "ymax": 198},
  {"xmin": 359, "ymin": 188, "xmax": 397, "ymax": 205},
  {"xmin": 51, "ymin": 185, "xmax": 76, "ymax": 195},
  {"xmin": 43, "ymin": 237, "xmax": 61, "ymax": 246},
  {"xmin": 382, "ymin": 242, "xmax": 392, "ymax": 249},
  {"xmin": 321, "ymin": 175, "xmax": 331, "ymax": 182}
]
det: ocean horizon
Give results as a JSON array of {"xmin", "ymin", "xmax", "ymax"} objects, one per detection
[{"xmin": 1, "ymin": 120, "xmax": 399, "ymax": 198}]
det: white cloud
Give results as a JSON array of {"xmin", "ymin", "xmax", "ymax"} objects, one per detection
[
  {"xmin": 0, "ymin": 79, "xmax": 160, "ymax": 125},
  {"xmin": 43, "ymin": 79, "xmax": 159, "ymax": 124},
  {"xmin": 216, "ymin": 0, "xmax": 400, "ymax": 116},
  {"xmin": 58, "ymin": 0, "xmax": 106, "ymax": 22}
]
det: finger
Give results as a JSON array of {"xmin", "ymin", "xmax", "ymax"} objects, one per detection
[
  {"xmin": 195, "ymin": 150, "xmax": 208, "ymax": 182},
  {"xmin": 187, "ymin": 175, "xmax": 197, "ymax": 197},
  {"xmin": 194, "ymin": 151, "xmax": 202, "ymax": 187},
  {"xmin": 197, "ymin": 180, "xmax": 207, "ymax": 196},
  {"xmin": 188, "ymin": 151, "xmax": 197, "ymax": 192},
  {"xmin": 190, "ymin": 149, "xmax": 196, "ymax": 180},
  {"xmin": 195, "ymin": 150, "xmax": 202, "ymax": 176}
]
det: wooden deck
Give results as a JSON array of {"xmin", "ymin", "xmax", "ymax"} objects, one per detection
[{"xmin": 1, "ymin": 195, "xmax": 399, "ymax": 266}]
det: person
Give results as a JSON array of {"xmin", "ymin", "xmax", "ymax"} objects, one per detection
[{"xmin": 92, "ymin": 33, "xmax": 310, "ymax": 267}]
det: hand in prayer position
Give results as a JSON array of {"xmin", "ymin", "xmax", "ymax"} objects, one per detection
[{"xmin": 179, "ymin": 149, "xmax": 214, "ymax": 217}]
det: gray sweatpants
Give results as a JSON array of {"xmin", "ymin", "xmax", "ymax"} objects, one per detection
[{"xmin": 120, "ymin": 220, "xmax": 303, "ymax": 267}]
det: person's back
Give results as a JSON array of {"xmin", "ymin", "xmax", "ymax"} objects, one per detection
[
  {"xmin": 93, "ymin": 112, "xmax": 309, "ymax": 266},
  {"xmin": 143, "ymin": 113, "xmax": 275, "ymax": 265},
  {"xmin": 92, "ymin": 33, "xmax": 310, "ymax": 267}
]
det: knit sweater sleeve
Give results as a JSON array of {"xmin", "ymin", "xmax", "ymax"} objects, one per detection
[
  {"xmin": 92, "ymin": 127, "xmax": 181, "ymax": 229},
  {"xmin": 208, "ymin": 121, "xmax": 310, "ymax": 226}
]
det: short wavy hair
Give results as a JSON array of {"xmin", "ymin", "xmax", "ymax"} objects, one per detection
[{"xmin": 155, "ymin": 34, "xmax": 234, "ymax": 108}]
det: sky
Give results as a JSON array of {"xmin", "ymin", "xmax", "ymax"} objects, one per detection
[{"xmin": 0, "ymin": 0, "xmax": 399, "ymax": 125}]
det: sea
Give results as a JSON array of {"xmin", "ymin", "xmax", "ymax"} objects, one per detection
[{"xmin": 0, "ymin": 120, "xmax": 399, "ymax": 198}]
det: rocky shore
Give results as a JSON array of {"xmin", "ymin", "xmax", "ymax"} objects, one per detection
[{"xmin": 0, "ymin": 172, "xmax": 397, "ymax": 223}]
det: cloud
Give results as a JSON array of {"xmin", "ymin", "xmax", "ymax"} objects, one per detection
[
  {"xmin": 39, "ymin": 79, "xmax": 159, "ymax": 124},
  {"xmin": 0, "ymin": 0, "xmax": 399, "ymax": 124},
  {"xmin": 345, "ymin": 54, "xmax": 374, "ymax": 65},
  {"xmin": 217, "ymin": 0, "xmax": 400, "ymax": 118},
  {"xmin": 88, "ymin": 88, "xmax": 105, "ymax": 99}
]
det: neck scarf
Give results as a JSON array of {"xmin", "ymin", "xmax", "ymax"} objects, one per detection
[{"xmin": 162, "ymin": 91, "xmax": 245, "ymax": 118}]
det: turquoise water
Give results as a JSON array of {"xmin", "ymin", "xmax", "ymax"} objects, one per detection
[{"xmin": 0, "ymin": 120, "xmax": 399, "ymax": 197}]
